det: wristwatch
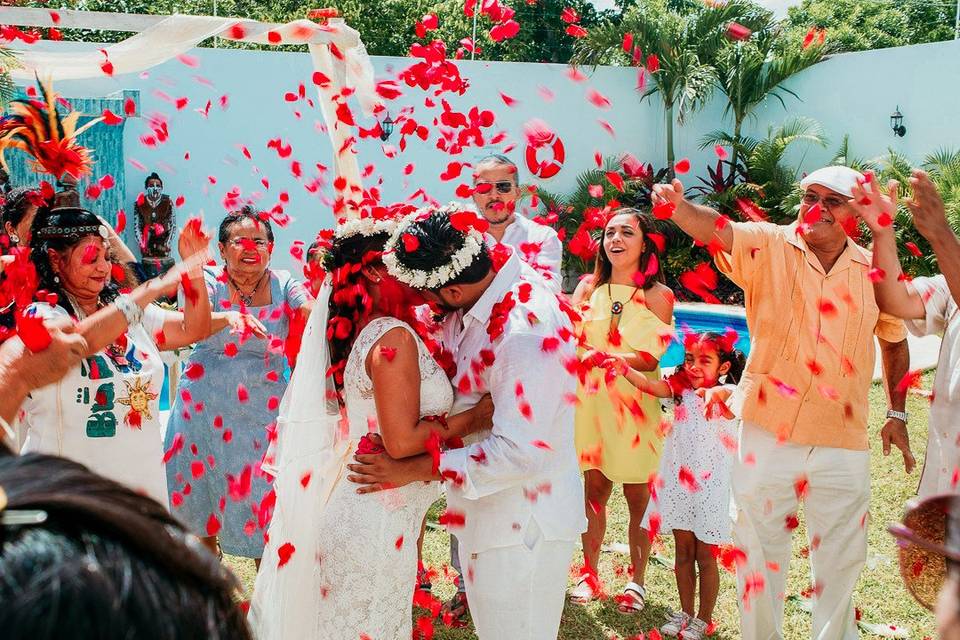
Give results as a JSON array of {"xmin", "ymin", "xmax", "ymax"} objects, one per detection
[{"xmin": 886, "ymin": 409, "xmax": 909, "ymax": 424}]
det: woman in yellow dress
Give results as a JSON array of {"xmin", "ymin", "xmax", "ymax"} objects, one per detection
[{"xmin": 569, "ymin": 208, "xmax": 675, "ymax": 612}]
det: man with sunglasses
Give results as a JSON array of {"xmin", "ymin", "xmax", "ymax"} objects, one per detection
[
  {"xmin": 652, "ymin": 165, "xmax": 912, "ymax": 640},
  {"xmin": 472, "ymin": 154, "xmax": 563, "ymax": 294}
]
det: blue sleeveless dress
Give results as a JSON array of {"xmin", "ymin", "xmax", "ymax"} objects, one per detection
[{"xmin": 163, "ymin": 266, "xmax": 309, "ymax": 557}]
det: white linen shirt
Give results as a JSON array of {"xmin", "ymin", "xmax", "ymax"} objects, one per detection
[
  {"xmin": 486, "ymin": 212, "xmax": 564, "ymax": 294},
  {"xmin": 905, "ymin": 274, "xmax": 960, "ymax": 496},
  {"xmin": 439, "ymin": 250, "xmax": 586, "ymax": 554}
]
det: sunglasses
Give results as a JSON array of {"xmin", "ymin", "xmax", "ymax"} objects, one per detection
[
  {"xmin": 801, "ymin": 191, "xmax": 848, "ymax": 211},
  {"xmin": 475, "ymin": 181, "xmax": 516, "ymax": 195},
  {"xmin": 889, "ymin": 493, "xmax": 960, "ymax": 611}
]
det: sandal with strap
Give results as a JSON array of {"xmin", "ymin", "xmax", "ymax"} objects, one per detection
[
  {"xmin": 616, "ymin": 581, "xmax": 646, "ymax": 614},
  {"xmin": 439, "ymin": 591, "xmax": 470, "ymax": 626},
  {"xmin": 568, "ymin": 574, "xmax": 598, "ymax": 605}
]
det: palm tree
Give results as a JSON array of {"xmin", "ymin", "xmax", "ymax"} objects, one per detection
[
  {"xmin": 572, "ymin": 0, "xmax": 767, "ymax": 176},
  {"xmin": 0, "ymin": 46, "xmax": 19, "ymax": 110},
  {"xmin": 698, "ymin": 116, "xmax": 827, "ymax": 222},
  {"xmin": 711, "ymin": 22, "xmax": 831, "ymax": 175}
]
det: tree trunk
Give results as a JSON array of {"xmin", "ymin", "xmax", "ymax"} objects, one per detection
[
  {"xmin": 665, "ymin": 101, "xmax": 675, "ymax": 179},
  {"xmin": 730, "ymin": 116, "xmax": 743, "ymax": 186}
]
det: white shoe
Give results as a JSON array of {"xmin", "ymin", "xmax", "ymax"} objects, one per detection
[
  {"xmin": 661, "ymin": 611, "xmax": 691, "ymax": 637},
  {"xmin": 679, "ymin": 617, "xmax": 709, "ymax": 640},
  {"xmin": 568, "ymin": 575, "xmax": 597, "ymax": 604}
]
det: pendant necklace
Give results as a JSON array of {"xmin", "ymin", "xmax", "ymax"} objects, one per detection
[{"xmin": 227, "ymin": 270, "xmax": 266, "ymax": 306}]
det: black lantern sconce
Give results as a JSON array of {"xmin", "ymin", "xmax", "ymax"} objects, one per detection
[
  {"xmin": 890, "ymin": 106, "xmax": 906, "ymax": 138},
  {"xmin": 379, "ymin": 113, "xmax": 394, "ymax": 142}
]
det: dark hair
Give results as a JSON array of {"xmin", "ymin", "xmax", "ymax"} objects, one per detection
[
  {"xmin": 0, "ymin": 453, "xmax": 252, "ymax": 640},
  {"xmin": 475, "ymin": 154, "xmax": 519, "ymax": 184},
  {"xmin": 29, "ymin": 207, "xmax": 121, "ymax": 316},
  {"xmin": 324, "ymin": 230, "xmax": 392, "ymax": 391},
  {"xmin": 2, "ymin": 185, "xmax": 42, "ymax": 235},
  {"xmin": 589, "ymin": 208, "xmax": 663, "ymax": 294},
  {"xmin": 693, "ymin": 331, "xmax": 746, "ymax": 385},
  {"xmin": 144, "ymin": 172, "xmax": 163, "ymax": 189},
  {"xmin": 391, "ymin": 211, "xmax": 492, "ymax": 289},
  {"xmin": 218, "ymin": 205, "xmax": 274, "ymax": 244}
]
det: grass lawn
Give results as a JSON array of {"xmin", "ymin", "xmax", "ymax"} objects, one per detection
[{"xmin": 227, "ymin": 371, "xmax": 937, "ymax": 639}]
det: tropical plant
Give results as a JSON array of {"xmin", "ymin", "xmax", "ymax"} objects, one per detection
[
  {"xmin": 784, "ymin": 0, "xmax": 955, "ymax": 53},
  {"xmin": 712, "ymin": 21, "xmax": 831, "ymax": 175},
  {"xmin": 0, "ymin": 46, "xmax": 20, "ymax": 110},
  {"xmin": 697, "ymin": 116, "xmax": 827, "ymax": 223},
  {"xmin": 835, "ymin": 144, "xmax": 960, "ymax": 277},
  {"xmin": 534, "ymin": 156, "xmax": 667, "ymax": 276},
  {"xmin": 572, "ymin": 0, "xmax": 769, "ymax": 175}
]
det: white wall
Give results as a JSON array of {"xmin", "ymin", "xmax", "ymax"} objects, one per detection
[{"xmin": 11, "ymin": 37, "xmax": 960, "ymax": 271}]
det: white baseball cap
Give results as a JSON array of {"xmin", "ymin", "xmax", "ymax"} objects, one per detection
[{"xmin": 799, "ymin": 166, "xmax": 865, "ymax": 198}]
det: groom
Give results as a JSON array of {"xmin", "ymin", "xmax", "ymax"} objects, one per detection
[{"xmin": 348, "ymin": 208, "xmax": 586, "ymax": 639}]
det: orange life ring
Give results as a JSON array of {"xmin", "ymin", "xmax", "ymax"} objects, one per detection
[{"xmin": 525, "ymin": 134, "xmax": 565, "ymax": 179}]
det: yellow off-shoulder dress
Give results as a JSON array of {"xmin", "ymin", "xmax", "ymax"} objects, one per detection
[{"xmin": 575, "ymin": 284, "xmax": 675, "ymax": 484}]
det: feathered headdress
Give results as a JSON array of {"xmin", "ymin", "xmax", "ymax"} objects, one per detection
[{"xmin": 0, "ymin": 76, "xmax": 101, "ymax": 182}]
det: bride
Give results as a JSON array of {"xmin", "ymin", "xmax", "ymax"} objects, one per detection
[{"xmin": 248, "ymin": 210, "xmax": 492, "ymax": 640}]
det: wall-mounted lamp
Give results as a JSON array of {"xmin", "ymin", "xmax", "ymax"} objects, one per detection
[
  {"xmin": 379, "ymin": 113, "xmax": 394, "ymax": 142},
  {"xmin": 890, "ymin": 106, "xmax": 906, "ymax": 137}
]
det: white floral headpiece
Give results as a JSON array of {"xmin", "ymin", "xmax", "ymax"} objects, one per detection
[
  {"xmin": 383, "ymin": 202, "xmax": 487, "ymax": 289},
  {"xmin": 334, "ymin": 216, "xmax": 400, "ymax": 240}
]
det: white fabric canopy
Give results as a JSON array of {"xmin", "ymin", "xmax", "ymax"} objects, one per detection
[{"xmin": 10, "ymin": 14, "xmax": 376, "ymax": 216}]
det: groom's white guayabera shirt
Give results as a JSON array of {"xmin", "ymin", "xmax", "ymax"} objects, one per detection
[{"xmin": 438, "ymin": 250, "xmax": 586, "ymax": 554}]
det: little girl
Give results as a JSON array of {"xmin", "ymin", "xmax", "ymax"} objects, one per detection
[{"xmin": 607, "ymin": 331, "xmax": 745, "ymax": 640}]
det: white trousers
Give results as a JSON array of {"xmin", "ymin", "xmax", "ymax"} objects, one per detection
[
  {"xmin": 458, "ymin": 520, "xmax": 575, "ymax": 640},
  {"xmin": 732, "ymin": 422, "xmax": 870, "ymax": 640}
]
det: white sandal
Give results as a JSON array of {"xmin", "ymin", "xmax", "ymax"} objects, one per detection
[
  {"xmin": 617, "ymin": 581, "xmax": 646, "ymax": 614},
  {"xmin": 568, "ymin": 575, "xmax": 597, "ymax": 605}
]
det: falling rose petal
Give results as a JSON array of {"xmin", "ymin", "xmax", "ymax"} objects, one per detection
[
  {"xmin": 905, "ymin": 242, "xmax": 923, "ymax": 258},
  {"xmin": 586, "ymin": 89, "xmax": 611, "ymax": 109},
  {"xmin": 205, "ymin": 513, "xmax": 221, "ymax": 536},
  {"xmin": 277, "ymin": 542, "xmax": 296, "ymax": 567},
  {"xmin": 565, "ymin": 65, "xmax": 587, "ymax": 83},
  {"xmin": 714, "ymin": 144, "xmax": 729, "ymax": 160},
  {"xmin": 102, "ymin": 108, "xmax": 123, "ymax": 125},
  {"xmin": 726, "ymin": 22, "xmax": 752, "ymax": 41},
  {"xmin": 185, "ymin": 363, "xmax": 205, "ymax": 380},
  {"xmin": 380, "ymin": 346, "xmax": 398, "ymax": 362},
  {"xmin": 395, "ymin": 535, "xmax": 404, "ymax": 550},
  {"xmin": 499, "ymin": 92, "xmax": 519, "ymax": 107},
  {"xmin": 17, "ymin": 313, "xmax": 52, "ymax": 352},
  {"xmin": 675, "ymin": 158, "xmax": 691, "ymax": 174},
  {"xmin": 565, "ymin": 24, "xmax": 588, "ymax": 38},
  {"xmin": 237, "ymin": 383, "xmax": 249, "ymax": 403}
]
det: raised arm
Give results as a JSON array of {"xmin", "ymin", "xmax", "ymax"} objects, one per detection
[
  {"xmin": 76, "ymin": 220, "xmax": 211, "ymax": 354},
  {"xmin": 849, "ymin": 178, "xmax": 925, "ymax": 319},
  {"xmin": 652, "ymin": 179, "xmax": 733, "ymax": 253},
  {"xmin": 907, "ymin": 170, "xmax": 960, "ymax": 305}
]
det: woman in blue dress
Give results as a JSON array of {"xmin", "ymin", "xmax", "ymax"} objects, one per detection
[{"xmin": 164, "ymin": 207, "xmax": 311, "ymax": 561}]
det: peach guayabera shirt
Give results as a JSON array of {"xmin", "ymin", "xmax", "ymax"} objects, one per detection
[{"xmin": 716, "ymin": 221, "xmax": 906, "ymax": 450}]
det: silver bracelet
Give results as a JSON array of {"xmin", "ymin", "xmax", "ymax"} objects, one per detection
[{"xmin": 115, "ymin": 294, "xmax": 144, "ymax": 328}]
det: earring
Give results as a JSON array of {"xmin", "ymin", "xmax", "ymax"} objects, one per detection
[
  {"xmin": 53, "ymin": 274, "xmax": 60, "ymax": 284},
  {"xmin": 9, "ymin": 233, "xmax": 19, "ymax": 244}
]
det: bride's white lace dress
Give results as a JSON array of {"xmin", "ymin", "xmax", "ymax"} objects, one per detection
[{"xmin": 249, "ymin": 316, "xmax": 453, "ymax": 640}]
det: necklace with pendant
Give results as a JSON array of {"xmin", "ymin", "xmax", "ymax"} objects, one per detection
[
  {"xmin": 65, "ymin": 291, "xmax": 130, "ymax": 367},
  {"xmin": 227, "ymin": 270, "xmax": 266, "ymax": 306},
  {"xmin": 607, "ymin": 283, "xmax": 641, "ymax": 334}
]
